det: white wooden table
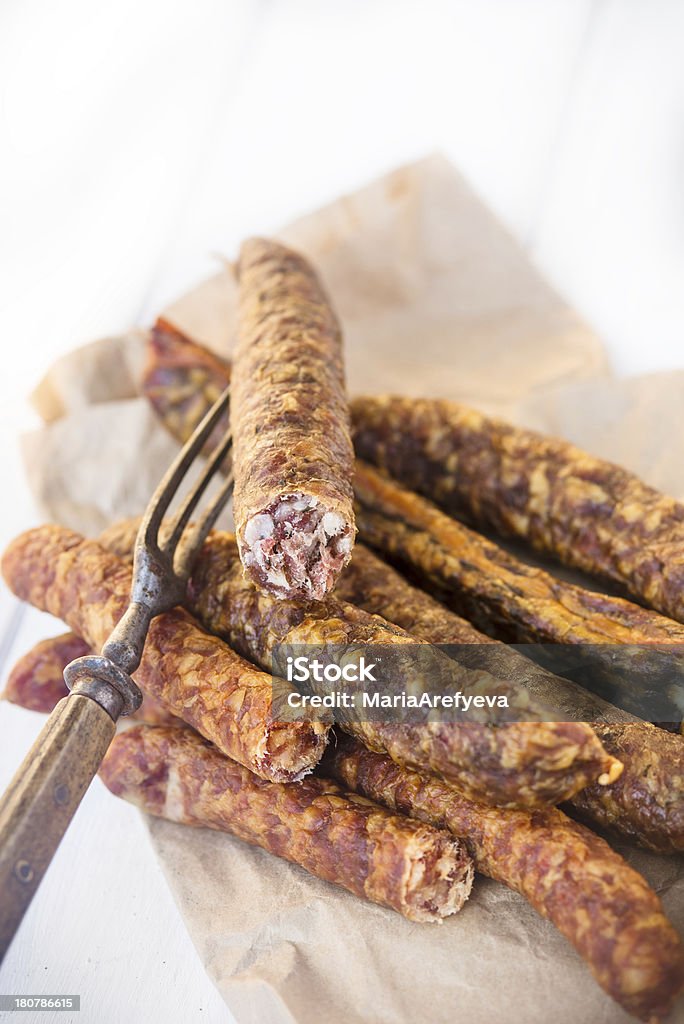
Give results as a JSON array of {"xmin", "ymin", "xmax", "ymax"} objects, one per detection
[{"xmin": 1, "ymin": 2, "xmax": 683, "ymax": 1021}]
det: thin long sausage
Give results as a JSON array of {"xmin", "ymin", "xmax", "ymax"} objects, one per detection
[
  {"xmin": 571, "ymin": 721, "xmax": 684, "ymax": 852},
  {"xmin": 351, "ymin": 394, "xmax": 684, "ymax": 622},
  {"xmin": 100, "ymin": 724, "xmax": 474, "ymax": 924},
  {"xmin": 324, "ymin": 735, "xmax": 684, "ymax": 1023},
  {"xmin": 141, "ymin": 325, "xmax": 229, "ymax": 449},
  {"xmin": 231, "ymin": 238, "xmax": 355, "ymax": 599},
  {"xmin": 3, "ymin": 631, "xmax": 179, "ymax": 726},
  {"xmin": 3, "ymin": 632, "xmax": 87, "ymax": 713},
  {"xmin": 142, "ymin": 318, "xmax": 230, "ymax": 454},
  {"xmin": 1, "ymin": 526, "xmax": 328, "ymax": 783}
]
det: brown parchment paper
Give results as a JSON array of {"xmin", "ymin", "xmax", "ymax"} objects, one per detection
[{"xmin": 19, "ymin": 155, "xmax": 684, "ymax": 1023}]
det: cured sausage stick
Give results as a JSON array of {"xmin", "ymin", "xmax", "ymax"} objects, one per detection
[
  {"xmin": 3, "ymin": 632, "xmax": 88, "ymax": 713},
  {"xmin": 231, "ymin": 238, "xmax": 356, "ymax": 599},
  {"xmin": 570, "ymin": 720, "xmax": 684, "ymax": 852},
  {"xmin": 1, "ymin": 527, "xmax": 328, "ymax": 783},
  {"xmin": 334, "ymin": 544, "xmax": 684, "ymax": 854},
  {"xmin": 323, "ymin": 735, "xmax": 684, "ymax": 1023},
  {"xmin": 351, "ymin": 394, "xmax": 684, "ymax": 623},
  {"xmin": 143, "ymin": 268, "xmax": 354, "ymax": 601},
  {"xmin": 142, "ymin": 326, "xmax": 230, "ymax": 449},
  {"xmin": 353, "ymin": 460, "xmax": 684, "ymax": 726},
  {"xmin": 100, "ymin": 725, "xmax": 474, "ymax": 924},
  {"xmin": 3, "ymin": 632, "xmax": 179, "ymax": 726},
  {"xmin": 143, "ymin": 319, "xmax": 231, "ymax": 454}
]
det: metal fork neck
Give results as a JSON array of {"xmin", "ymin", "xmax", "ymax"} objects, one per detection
[{"xmin": 101, "ymin": 601, "xmax": 156, "ymax": 675}]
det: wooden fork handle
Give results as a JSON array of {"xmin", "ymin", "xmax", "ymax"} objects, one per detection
[{"xmin": 0, "ymin": 693, "xmax": 116, "ymax": 961}]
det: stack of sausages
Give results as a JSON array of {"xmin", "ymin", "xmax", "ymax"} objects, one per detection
[{"xmin": 3, "ymin": 238, "xmax": 684, "ymax": 1022}]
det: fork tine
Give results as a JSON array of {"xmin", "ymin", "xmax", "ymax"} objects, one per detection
[
  {"xmin": 173, "ymin": 469, "xmax": 235, "ymax": 579},
  {"xmin": 161, "ymin": 431, "xmax": 233, "ymax": 556},
  {"xmin": 137, "ymin": 387, "xmax": 231, "ymax": 550}
]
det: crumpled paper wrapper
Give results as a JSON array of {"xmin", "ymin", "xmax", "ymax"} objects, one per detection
[{"xmin": 21, "ymin": 155, "xmax": 684, "ymax": 1022}]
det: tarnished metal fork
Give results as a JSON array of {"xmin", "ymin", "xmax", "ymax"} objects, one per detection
[{"xmin": 0, "ymin": 387, "xmax": 233, "ymax": 961}]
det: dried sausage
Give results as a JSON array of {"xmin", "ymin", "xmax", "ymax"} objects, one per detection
[
  {"xmin": 4, "ymin": 631, "xmax": 179, "ymax": 726},
  {"xmin": 351, "ymin": 395, "xmax": 684, "ymax": 622},
  {"xmin": 142, "ymin": 318, "xmax": 230, "ymax": 453},
  {"xmin": 231, "ymin": 239, "xmax": 355, "ymax": 599},
  {"xmin": 3, "ymin": 632, "xmax": 87, "ymax": 713},
  {"xmin": 100, "ymin": 724, "xmax": 474, "ymax": 924},
  {"xmin": 324, "ymin": 735, "xmax": 684, "ymax": 1023}
]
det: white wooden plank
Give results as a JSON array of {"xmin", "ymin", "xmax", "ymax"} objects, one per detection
[
  {"xmin": 530, "ymin": 0, "xmax": 684, "ymax": 374},
  {"xmin": 141, "ymin": 0, "xmax": 594, "ymax": 318}
]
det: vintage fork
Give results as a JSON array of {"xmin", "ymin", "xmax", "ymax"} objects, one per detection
[{"xmin": 0, "ymin": 387, "xmax": 233, "ymax": 961}]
